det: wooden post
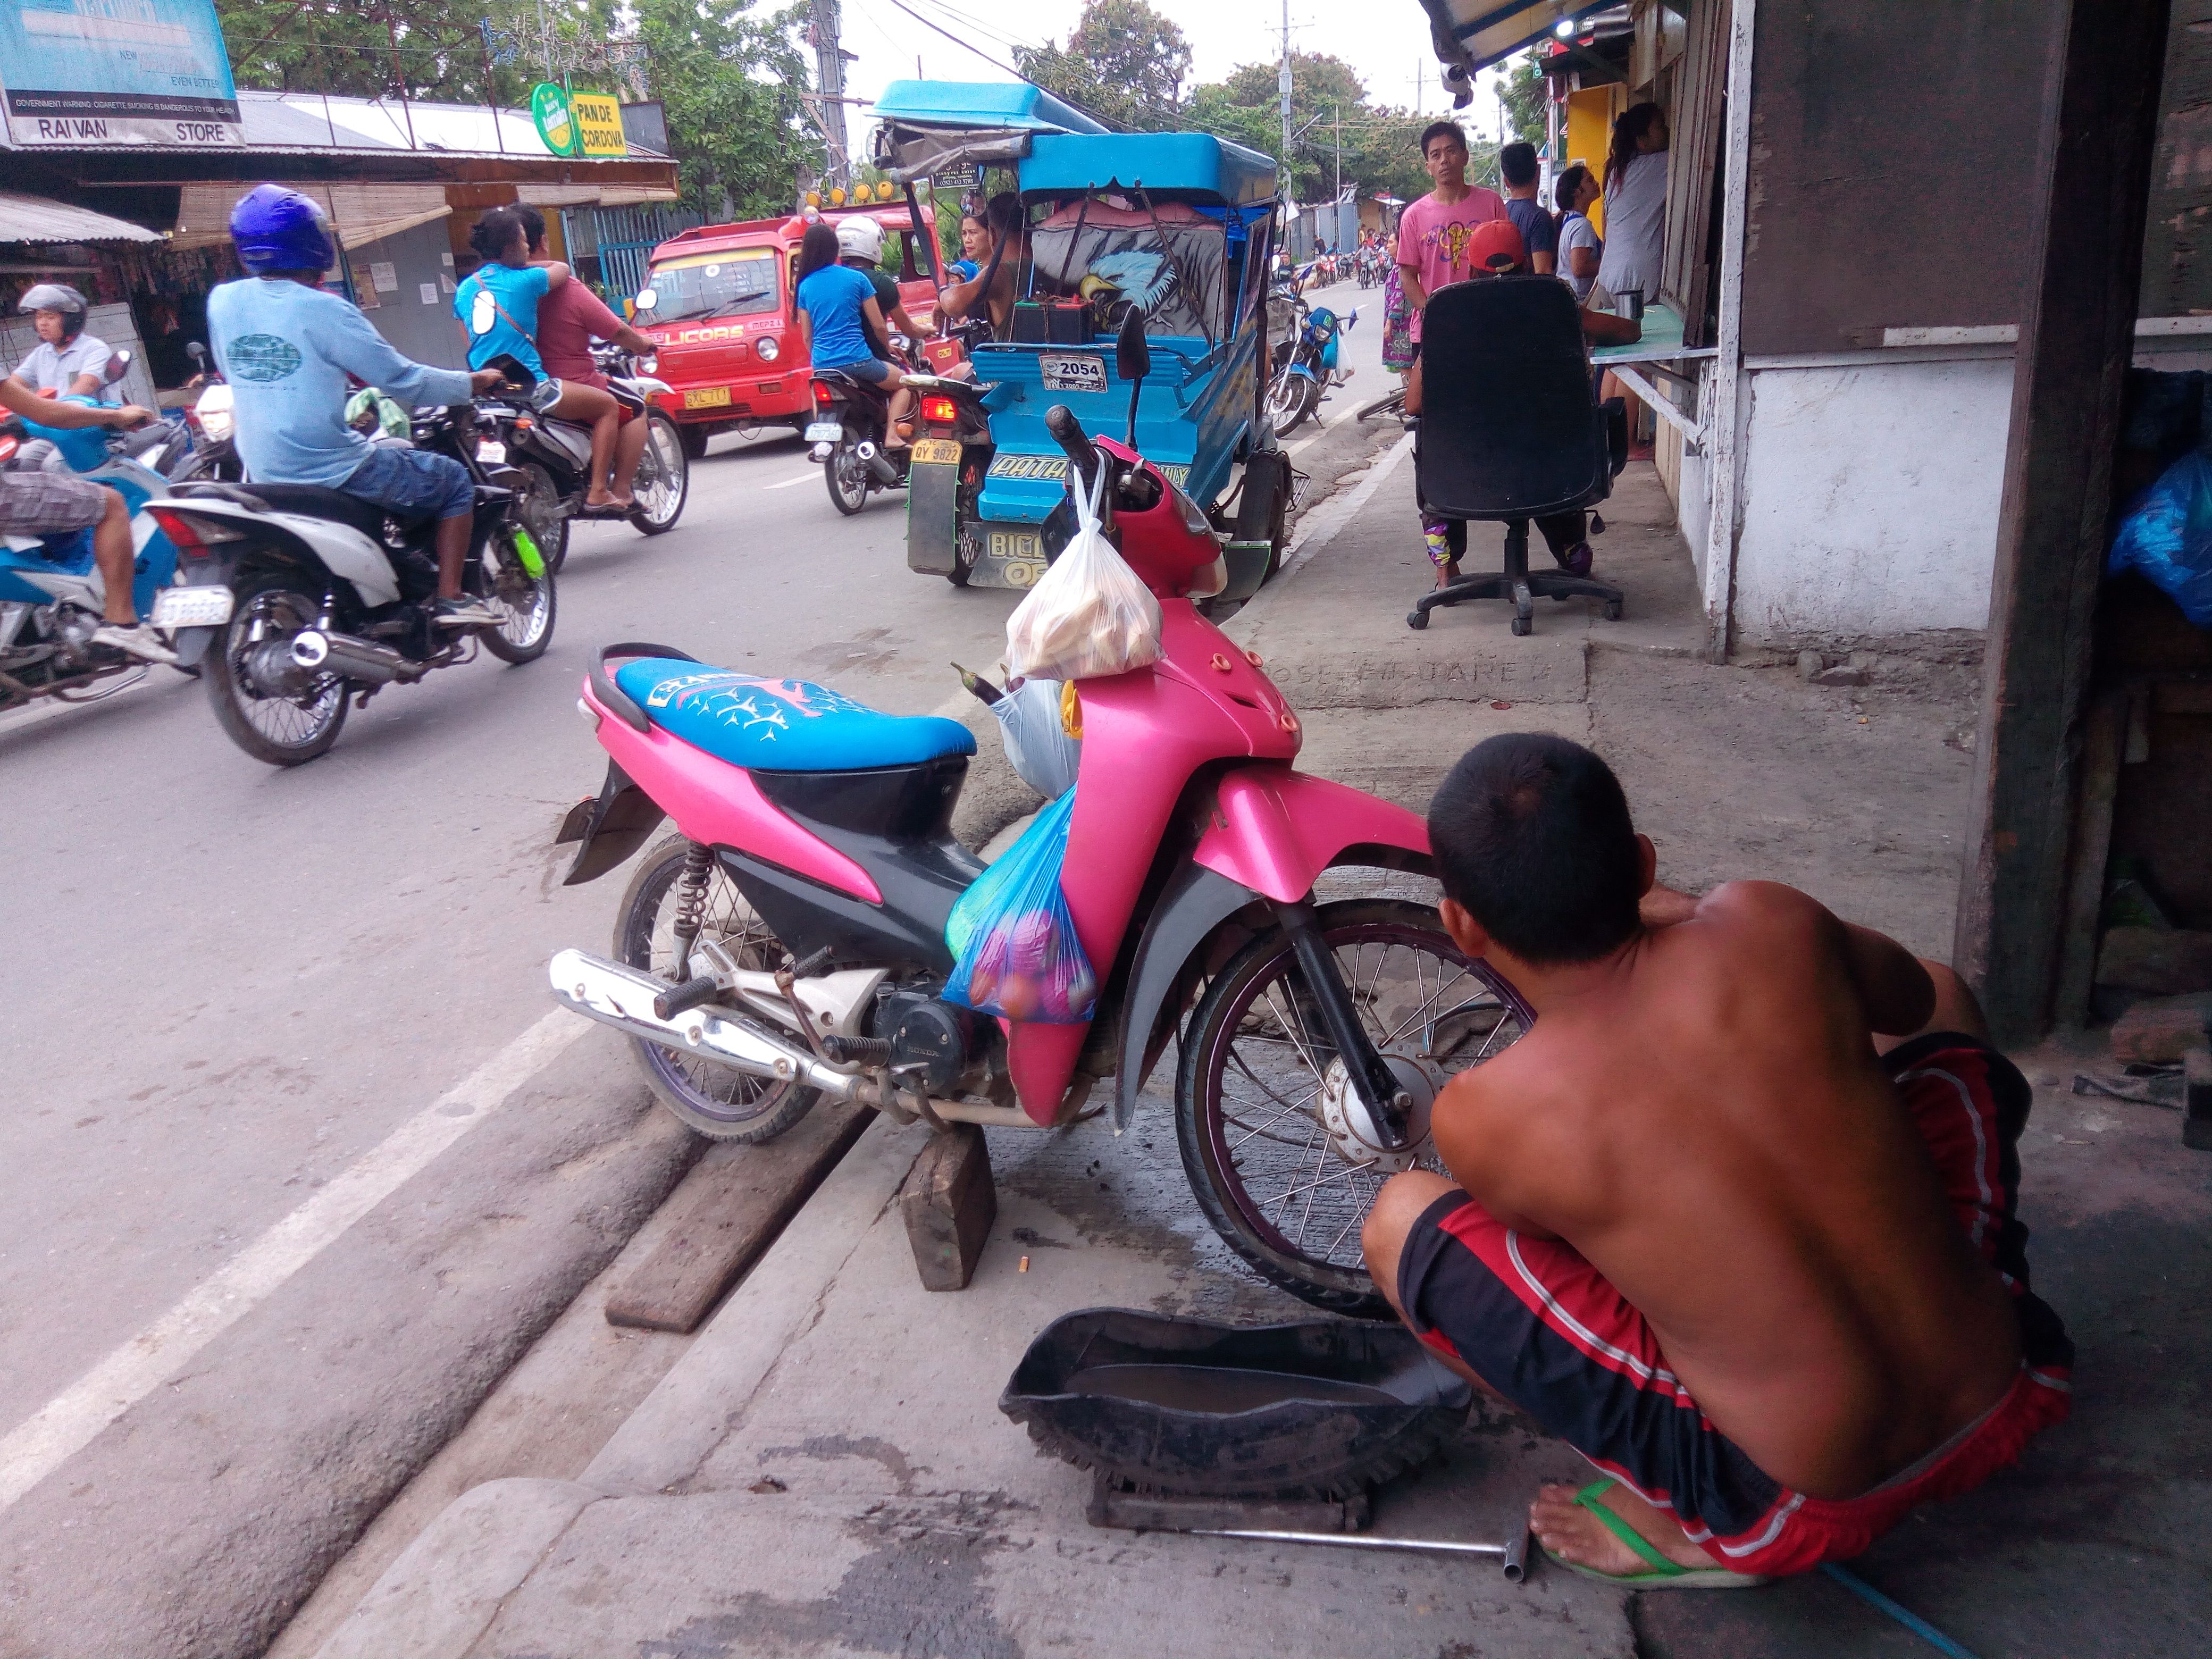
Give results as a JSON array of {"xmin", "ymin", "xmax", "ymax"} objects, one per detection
[
  {"xmin": 1698, "ymin": 0, "xmax": 1755, "ymax": 664},
  {"xmin": 1952, "ymin": 0, "xmax": 2173, "ymax": 1044}
]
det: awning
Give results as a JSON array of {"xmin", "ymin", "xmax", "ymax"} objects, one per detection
[
  {"xmin": 1420, "ymin": 0, "xmax": 1619, "ymax": 89},
  {"xmin": 0, "ymin": 191, "xmax": 162, "ymax": 246},
  {"xmin": 170, "ymin": 183, "xmax": 451, "ymax": 250}
]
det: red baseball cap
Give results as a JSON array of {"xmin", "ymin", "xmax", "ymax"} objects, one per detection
[{"xmin": 1469, "ymin": 219, "xmax": 1526, "ymax": 273}]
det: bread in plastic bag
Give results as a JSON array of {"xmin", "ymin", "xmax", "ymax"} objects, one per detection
[
  {"xmin": 943, "ymin": 787, "xmax": 1097, "ymax": 1024},
  {"xmin": 1004, "ymin": 454, "xmax": 1162, "ymax": 680},
  {"xmin": 990, "ymin": 676, "xmax": 1080, "ymax": 799}
]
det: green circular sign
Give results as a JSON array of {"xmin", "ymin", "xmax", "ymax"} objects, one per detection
[{"xmin": 530, "ymin": 82, "xmax": 576, "ymax": 156}]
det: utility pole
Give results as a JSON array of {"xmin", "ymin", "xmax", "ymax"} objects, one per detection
[
  {"xmin": 1416, "ymin": 56, "xmax": 1424, "ymax": 114},
  {"xmin": 1279, "ymin": 0, "xmax": 1293, "ymax": 190},
  {"xmin": 1334, "ymin": 102, "xmax": 1341, "ymax": 203},
  {"xmin": 810, "ymin": 0, "xmax": 852, "ymax": 188}
]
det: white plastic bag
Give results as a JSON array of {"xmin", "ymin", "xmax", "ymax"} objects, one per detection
[
  {"xmin": 991, "ymin": 677, "xmax": 1080, "ymax": 799},
  {"xmin": 1004, "ymin": 459, "xmax": 1162, "ymax": 681}
]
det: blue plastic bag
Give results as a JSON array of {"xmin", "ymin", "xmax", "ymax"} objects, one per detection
[
  {"xmin": 2109, "ymin": 450, "xmax": 2212, "ymax": 628},
  {"xmin": 943, "ymin": 787, "xmax": 1097, "ymax": 1024}
]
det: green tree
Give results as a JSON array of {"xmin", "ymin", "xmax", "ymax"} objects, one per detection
[
  {"xmin": 1498, "ymin": 54, "xmax": 1547, "ymax": 150},
  {"xmin": 1183, "ymin": 53, "xmax": 1432, "ymax": 205},
  {"xmin": 626, "ymin": 0, "xmax": 813, "ymax": 221},
  {"xmin": 1014, "ymin": 0, "xmax": 1191, "ymax": 131}
]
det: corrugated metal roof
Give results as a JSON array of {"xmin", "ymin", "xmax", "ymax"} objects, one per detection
[{"xmin": 0, "ymin": 191, "xmax": 162, "ymax": 245}]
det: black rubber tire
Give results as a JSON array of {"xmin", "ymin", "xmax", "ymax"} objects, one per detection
[
  {"xmin": 515, "ymin": 462, "xmax": 571, "ymax": 575},
  {"xmin": 678, "ymin": 422, "xmax": 710, "ymax": 460},
  {"xmin": 613, "ymin": 836, "xmax": 821, "ymax": 1143},
  {"xmin": 478, "ymin": 530, "xmax": 556, "ymax": 665},
  {"xmin": 204, "ymin": 573, "xmax": 348, "ymax": 767},
  {"xmin": 825, "ymin": 438, "xmax": 870, "ymax": 516},
  {"xmin": 629, "ymin": 414, "xmax": 690, "ymax": 536},
  {"xmin": 1176, "ymin": 899, "xmax": 1531, "ymax": 1318},
  {"xmin": 1406, "ymin": 609, "xmax": 1428, "ymax": 630}
]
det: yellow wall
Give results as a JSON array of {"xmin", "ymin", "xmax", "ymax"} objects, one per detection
[{"xmin": 1564, "ymin": 86, "xmax": 1625, "ymax": 236}]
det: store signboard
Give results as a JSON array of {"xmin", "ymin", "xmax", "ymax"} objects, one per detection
[
  {"xmin": 530, "ymin": 82, "xmax": 576, "ymax": 155},
  {"xmin": 1, "ymin": 0, "xmax": 242, "ymax": 148},
  {"xmin": 571, "ymin": 92, "xmax": 626, "ymax": 157}
]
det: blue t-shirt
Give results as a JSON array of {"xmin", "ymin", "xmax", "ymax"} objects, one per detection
[
  {"xmin": 1506, "ymin": 198, "xmax": 1559, "ymax": 264},
  {"xmin": 454, "ymin": 262, "xmax": 552, "ymax": 375},
  {"xmin": 206, "ymin": 276, "xmax": 474, "ymax": 488},
  {"xmin": 794, "ymin": 264, "xmax": 878, "ymax": 370}
]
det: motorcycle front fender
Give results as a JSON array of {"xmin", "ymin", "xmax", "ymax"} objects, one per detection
[
  {"xmin": 1110, "ymin": 861, "xmax": 1267, "ymax": 1132},
  {"xmin": 1286, "ymin": 363, "xmax": 1319, "ymax": 384}
]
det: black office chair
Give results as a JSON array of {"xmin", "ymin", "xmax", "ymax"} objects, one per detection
[{"xmin": 1406, "ymin": 275, "xmax": 1628, "ymax": 635}]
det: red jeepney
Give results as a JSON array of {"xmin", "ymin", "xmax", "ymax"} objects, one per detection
[{"xmin": 633, "ymin": 204, "xmax": 944, "ymax": 457}]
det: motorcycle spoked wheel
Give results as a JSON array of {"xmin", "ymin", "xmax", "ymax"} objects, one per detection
[
  {"xmin": 1175, "ymin": 899, "xmax": 1532, "ymax": 1318},
  {"xmin": 824, "ymin": 435, "xmax": 872, "ymax": 516},
  {"xmin": 1266, "ymin": 370, "xmax": 1319, "ymax": 436},
  {"xmin": 628, "ymin": 413, "xmax": 689, "ymax": 537},
  {"xmin": 204, "ymin": 573, "xmax": 349, "ymax": 766},
  {"xmin": 614, "ymin": 836, "xmax": 822, "ymax": 1142},
  {"xmin": 516, "ymin": 462, "xmax": 571, "ymax": 574},
  {"xmin": 478, "ymin": 527, "xmax": 556, "ymax": 665}
]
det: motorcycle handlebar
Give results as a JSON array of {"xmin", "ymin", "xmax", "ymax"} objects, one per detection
[{"xmin": 1045, "ymin": 404, "xmax": 1101, "ymax": 487}]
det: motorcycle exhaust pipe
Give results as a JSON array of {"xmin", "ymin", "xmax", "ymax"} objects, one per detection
[
  {"xmin": 291, "ymin": 629, "xmax": 422, "ymax": 685},
  {"xmin": 853, "ymin": 441, "xmax": 902, "ymax": 486}
]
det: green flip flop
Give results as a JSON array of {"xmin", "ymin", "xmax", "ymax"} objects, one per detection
[{"xmin": 1540, "ymin": 1479, "xmax": 1772, "ymax": 1590}]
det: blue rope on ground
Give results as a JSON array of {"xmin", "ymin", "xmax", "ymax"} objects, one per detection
[{"xmin": 1821, "ymin": 1563, "xmax": 1985, "ymax": 1659}]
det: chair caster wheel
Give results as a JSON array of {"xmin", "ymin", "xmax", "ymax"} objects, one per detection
[
  {"xmin": 1406, "ymin": 610, "xmax": 1429, "ymax": 631},
  {"xmin": 1603, "ymin": 599, "xmax": 1624, "ymax": 621},
  {"xmin": 1589, "ymin": 513, "xmax": 1606, "ymax": 534},
  {"xmin": 1511, "ymin": 615, "xmax": 1532, "ymax": 636}
]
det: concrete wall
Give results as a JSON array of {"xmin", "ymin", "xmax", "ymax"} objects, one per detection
[
  {"xmin": 349, "ymin": 217, "xmax": 466, "ymax": 371},
  {"xmin": 1728, "ymin": 354, "xmax": 2017, "ymax": 649}
]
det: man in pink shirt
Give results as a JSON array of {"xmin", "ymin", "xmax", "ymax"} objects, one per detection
[
  {"xmin": 517, "ymin": 205, "xmax": 658, "ymax": 505},
  {"xmin": 1395, "ymin": 121, "xmax": 1507, "ymax": 342}
]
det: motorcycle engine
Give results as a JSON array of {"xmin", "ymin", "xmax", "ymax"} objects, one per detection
[
  {"xmin": 876, "ymin": 988, "xmax": 978, "ymax": 1095},
  {"xmin": 51, "ymin": 605, "xmax": 98, "ymax": 660}
]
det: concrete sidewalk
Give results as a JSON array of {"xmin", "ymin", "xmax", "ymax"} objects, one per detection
[{"xmin": 300, "ymin": 460, "xmax": 2209, "ymax": 1659}]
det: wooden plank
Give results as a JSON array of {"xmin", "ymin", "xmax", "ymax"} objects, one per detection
[
  {"xmin": 1953, "ymin": 0, "xmax": 2176, "ymax": 1044},
  {"xmin": 2053, "ymin": 691, "xmax": 2127, "ymax": 1027},
  {"xmin": 898, "ymin": 1124, "xmax": 996, "ymax": 1292},
  {"xmin": 604, "ymin": 1101, "xmax": 875, "ymax": 1334}
]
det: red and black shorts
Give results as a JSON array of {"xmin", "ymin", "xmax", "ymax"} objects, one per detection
[{"xmin": 1397, "ymin": 1034, "xmax": 2074, "ymax": 1576}]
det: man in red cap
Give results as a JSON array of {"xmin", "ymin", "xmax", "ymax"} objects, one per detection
[{"xmin": 1406, "ymin": 219, "xmax": 1642, "ymax": 588}]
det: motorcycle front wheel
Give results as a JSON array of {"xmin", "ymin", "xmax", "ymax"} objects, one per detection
[
  {"xmin": 204, "ymin": 573, "xmax": 348, "ymax": 766},
  {"xmin": 516, "ymin": 462, "xmax": 571, "ymax": 574},
  {"xmin": 1175, "ymin": 899, "xmax": 1532, "ymax": 1317},
  {"xmin": 615, "ymin": 836, "xmax": 822, "ymax": 1142},
  {"xmin": 824, "ymin": 437, "xmax": 871, "ymax": 516},
  {"xmin": 479, "ymin": 528, "xmax": 556, "ymax": 665},
  {"xmin": 1267, "ymin": 370, "xmax": 1318, "ymax": 436},
  {"xmin": 629, "ymin": 413, "xmax": 689, "ymax": 536}
]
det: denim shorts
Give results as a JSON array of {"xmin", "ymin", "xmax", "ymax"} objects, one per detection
[
  {"xmin": 341, "ymin": 443, "xmax": 475, "ymax": 522},
  {"xmin": 820, "ymin": 355, "xmax": 891, "ymax": 385}
]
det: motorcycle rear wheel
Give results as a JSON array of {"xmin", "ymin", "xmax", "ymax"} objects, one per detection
[
  {"xmin": 516, "ymin": 462, "xmax": 571, "ymax": 575},
  {"xmin": 629, "ymin": 413, "xmax": 689, "ymax": 536},
  {"xmin": 825, "ymin": 437, "xmax": 870, "ymax": 516},
  {"xmin": 615, "ymin": 836, "xmax": 821, "ymax": 1142},
  {"xmin": 1176, "ymin": 899, "xmax": 1532, "ymax": 1317},
  {"xmin": 204, "ymin": 573, "xmax": 348, "ymax": 766}
]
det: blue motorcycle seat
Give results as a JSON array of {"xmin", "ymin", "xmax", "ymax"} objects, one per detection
[{"xmin": 612, "ymin": 659, "xmax": 977, "ymax": 773}]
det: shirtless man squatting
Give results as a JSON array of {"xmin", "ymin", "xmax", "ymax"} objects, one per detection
[{"xmin": 1361, "ymin": 733, "xmax": 2073, "ymax": 1585}]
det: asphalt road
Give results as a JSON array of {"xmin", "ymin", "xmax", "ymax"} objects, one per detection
[{"xmin": 0, "ymin": 279, "xmax": 1390, "ymax": 1656}]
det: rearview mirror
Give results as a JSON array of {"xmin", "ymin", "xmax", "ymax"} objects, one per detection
[
  {"xmin": 1116, "ymin": 305, "xmax": 1151, "ymax": 383},
  {"xmin": 105, "ymin": 349, "xmax": 132, "ymax": 382},
  {"xmin": 186, "ymin": 340, "xmax": 206, "ymax": 365}
]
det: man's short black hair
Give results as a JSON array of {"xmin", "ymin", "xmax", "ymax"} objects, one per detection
[
  {"xmin": 1428, "ymin": 734, "xmax": 1643, "ymax": 966},
  {"xmin": 514, "ymin": 203, "xmax": 548, "ymax": 250},
  {"xmin": 1419, "ymin": 120, "xmax": 1466, "ymax": 158},
  {"xmin": 1500, "ymin": 141, "xmax": 1539, "ymax": 188}
]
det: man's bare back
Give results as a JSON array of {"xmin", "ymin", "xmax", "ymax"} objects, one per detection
[{"xmin": 1432, "ymin": 878, "xmax": 2021, "ymax": 1497}]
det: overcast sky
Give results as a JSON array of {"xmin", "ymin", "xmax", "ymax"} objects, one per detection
[{"xmin": 831, "ymin": 0, "xmax": 1518, "ymax": 149}]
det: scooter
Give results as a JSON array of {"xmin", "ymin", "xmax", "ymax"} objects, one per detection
[
  {"xmin": 477, "ymin": 347, "xmax": 689, "ymax": 572},
  {"xmin": 547, "ymin": 311, "xmax": 1532, "ymax": 1316},
  {"xmin": 145, "ymin": 400, "xmax": 556, "ymax": 766}
]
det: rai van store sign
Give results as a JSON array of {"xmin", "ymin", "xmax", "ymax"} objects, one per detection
[{"xmin": 1, "ymin": 0, "xmax": 242, "ymax": 148}]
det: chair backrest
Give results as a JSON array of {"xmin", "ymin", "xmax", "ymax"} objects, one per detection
[{"xmin": 1415, "ymin": 275, "xmax": 1611, "ymax": 521}]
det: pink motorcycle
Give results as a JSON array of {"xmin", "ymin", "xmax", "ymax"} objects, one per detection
[{"xmin": 549, "ymin": 329, "xmax": 1530, "ymax": 1314}]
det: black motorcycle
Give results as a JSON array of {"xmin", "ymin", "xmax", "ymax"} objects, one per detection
[
  {"xmin": 147, "ymin": 403, "xmax": 555, "ymax": 767},
  {"xmin": 477, "ymin": 348, "xmax": 688, "ymax": 572}
]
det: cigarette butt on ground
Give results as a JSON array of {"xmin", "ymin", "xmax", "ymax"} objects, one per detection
[{"xmin": 1020, "ymin": 1255, "xmax": 1031, "ymax": 1273}]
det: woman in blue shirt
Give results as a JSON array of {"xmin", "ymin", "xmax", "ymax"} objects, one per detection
[{"xmin": 456, "ymin": 208, "xmax": 629, "ymax": 509}]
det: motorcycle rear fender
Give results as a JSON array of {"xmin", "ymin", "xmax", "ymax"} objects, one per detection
[
  {"xmin": 556, "ymin": 757, "xmax": 668, "ymax": 885},
  {"xmin": 1111, "ymin": 770, "xmax": 1435, "ymax": 1130},
  {"xmin": 156, "ymin": 498, "xmax": 401, "ymax": 608}
]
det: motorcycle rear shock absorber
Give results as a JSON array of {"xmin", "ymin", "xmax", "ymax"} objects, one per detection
[{"xmin": 669, "ymin": 841, "xmax": 714, "ymax": 969}]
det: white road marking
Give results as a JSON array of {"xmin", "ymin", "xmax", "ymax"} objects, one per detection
[
  {"xmin": 764, "ymin": 472, "xmax": 819, "ymax": 490},
  {"xmin": 0, "ymin": 1009, "xmax": 588, "ymax": 1512}
]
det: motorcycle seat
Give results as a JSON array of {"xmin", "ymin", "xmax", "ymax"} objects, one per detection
[
  {"xmin": 612, "ymin": 658, "xmax": 977, "ymax": 773},
  {"xmin": 175, "ymin": 481, "xmax": 423, "ymax": 541}
]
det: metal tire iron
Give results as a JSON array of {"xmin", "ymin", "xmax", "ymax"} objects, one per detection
[{"xmin": 1195, "ymin": 1520, "xmax": 1531, "ymax": 1582}]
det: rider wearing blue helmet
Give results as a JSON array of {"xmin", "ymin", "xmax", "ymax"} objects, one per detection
[{"xmin": 204, "ymin": 185, "xmax": 508, "ymax": 628}]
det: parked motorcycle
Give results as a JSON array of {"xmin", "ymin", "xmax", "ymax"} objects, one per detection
[
  {"xmin": 1266, "ymin": 300, "xmax": 1355, "ymax": 435},
  {"xmin": 479, "ymin": 347, "xmax": 688, "ymax": 573},
  {"xmin": 146, "ymin": 401, "xmax": 556, "ymax": 766},
  {"xmin": 548, "ymin": 313, "xmax": 1531, "ymax": 1317}
]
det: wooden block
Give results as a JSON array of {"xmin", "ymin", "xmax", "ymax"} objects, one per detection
[
  {"xmin": 604, "ymin": 1101, "xmax": 874, "ymax": 1333},
  {"xmin": 2110, "ymin": 992, "xmax": 2212, "ymax": 1065},
  {"xmin": 2184, "ymin": 1049, "xmax": 2212, "ymax": 1152},
  {"xmin": 898, "ymin": 1123, "xmax": 996, "ymax": 1291}
]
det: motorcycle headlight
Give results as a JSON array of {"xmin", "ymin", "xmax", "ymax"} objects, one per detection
[
  {"xmin": 639, "ymin": 355, "xmax": 657, "ymax": 376},
  {"xmin": 754, "ymin": 334, "xmax": 781, "ymax": 363},
  {"xmin": 198, "ymin": 407, "xmax": 234, "ymax": 441}
]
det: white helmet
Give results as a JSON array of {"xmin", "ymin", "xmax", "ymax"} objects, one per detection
[{"xmin": 835, "ymin": 215, "xmax": 883, "ymax": 264}]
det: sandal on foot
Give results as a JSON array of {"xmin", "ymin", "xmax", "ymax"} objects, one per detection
[{"xmin": 1540, "ymin": 1479, "xmax": 1771, "ymax": 1590}]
